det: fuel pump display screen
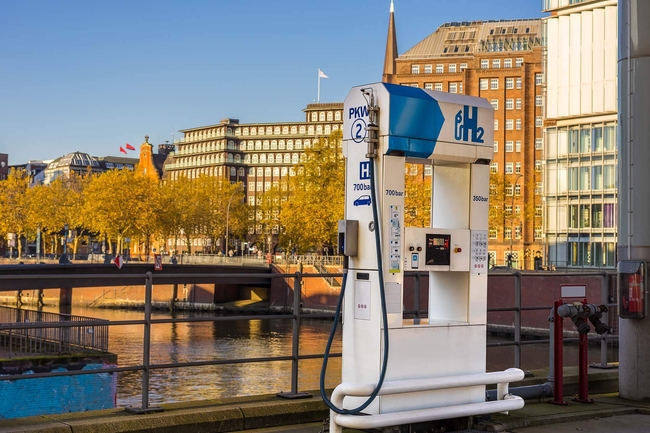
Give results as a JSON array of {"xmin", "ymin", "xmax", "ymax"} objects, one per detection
[{"xmin": 425, "ymin": 234, "xmax": 451, "ymax": 266}]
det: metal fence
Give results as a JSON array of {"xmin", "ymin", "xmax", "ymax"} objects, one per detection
[
  {"xmin": 0, "ymin": 306, "xmax": 109, "ymax": 358},
  {"xmin": 0, "ymin": 270, "xmax": 618, "ymax": 415}
]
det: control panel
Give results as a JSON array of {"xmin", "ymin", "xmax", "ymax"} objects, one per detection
[{"xmin": 404, "ymin": 228, "xmax": 470, "ymax": 272}]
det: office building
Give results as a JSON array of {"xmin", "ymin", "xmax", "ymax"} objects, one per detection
[{"xmin": 542, "ymin": 0, "xmax": 618, "ymax": 268}]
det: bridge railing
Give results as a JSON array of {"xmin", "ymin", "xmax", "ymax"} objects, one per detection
[
  {"xmin": 0, "ymin": 306, "xmax": 109, "ymax": 357},
  {"xmin": 0, "ymin": 270, "xmax": 618, "ymax": 416}
]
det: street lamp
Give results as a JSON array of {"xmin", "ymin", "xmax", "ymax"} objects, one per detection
[
  {"xmin": 225, "ymin": 184, "xmax": 243, "ymax": 256},
  {"xmin": 63, "ymin": 223, "xmax": 69, "ymax": 264},
  {"xmin": 509, "ymin": 174, "xmax": 523, "ymax": 269}
]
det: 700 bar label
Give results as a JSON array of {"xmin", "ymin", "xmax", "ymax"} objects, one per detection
[{"xmin": 353, "ymin": 183, "xmax": 371, "ymax": 191}]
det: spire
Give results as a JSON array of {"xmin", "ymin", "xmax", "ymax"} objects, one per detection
[{"xmin": 382, "ymin": 0, "xmax": 398, "ymax": 83}]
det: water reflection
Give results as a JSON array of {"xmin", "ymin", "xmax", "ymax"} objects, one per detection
[
  {"xmin": 50, "ymin": 306, "xmax": 342, "ymax": 407},
  {"xmin": 43, "ymin": 306, "xmax": 616, "ymax": 407}
]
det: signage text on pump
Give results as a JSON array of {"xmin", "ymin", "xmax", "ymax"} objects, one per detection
[{"xmin": 454, "ymin": 105, "xmax": 485, "ymax": 143}]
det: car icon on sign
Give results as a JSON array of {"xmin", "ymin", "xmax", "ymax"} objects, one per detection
[{"xmin": 354, "ymin": 195, "xmax": 372, "ymax": 206}]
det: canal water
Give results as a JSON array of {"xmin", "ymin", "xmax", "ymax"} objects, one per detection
[{"xmin": 47, "ymin": 306, "xmax": 618, "ymax": 408}]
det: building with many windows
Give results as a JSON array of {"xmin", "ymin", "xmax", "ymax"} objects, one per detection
[
  {"xmin": 542, "ymin": 0, "xmax": 618, "ymax": 268},
  {"xmin": 383, "ymin": 9, "xmax": 545, "ymax": 269},
  {"xmin": 163, "ymin": 103, "xmax": 343, "ymax": 249}
]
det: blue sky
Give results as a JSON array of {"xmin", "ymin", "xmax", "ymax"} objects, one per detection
[{"xmin": 0, "ymin": 0, "xmax": 545, "ymax": 165}]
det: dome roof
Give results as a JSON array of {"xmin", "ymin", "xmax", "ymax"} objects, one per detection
[{"xmin": 49, "ymin": 151, "xmax": 100, "ymax": 169}]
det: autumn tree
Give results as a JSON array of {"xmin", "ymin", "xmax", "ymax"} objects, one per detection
[
  {"xmin": 280, "ymin": 130, "xmax": 344, "ymax": 253},
  {"xmin": 84, "ymin": 169, "xmax": 155, "ymax": 255},
  {"xmin": 0, "ymin": 170, "xmax": 30, "ymax": 257}
]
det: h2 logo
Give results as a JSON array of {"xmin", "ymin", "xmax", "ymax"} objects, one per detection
[{"xmin": 454, "ymin": 105, "xmax": 484, "ymax": 143}]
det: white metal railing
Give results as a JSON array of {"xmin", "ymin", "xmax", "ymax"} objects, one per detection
[{"xmin": 329, "ymin": 368, "xmax": 525, "ymax": 433}]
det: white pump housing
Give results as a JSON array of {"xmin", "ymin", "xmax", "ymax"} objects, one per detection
[{"xmin": 339, "ymin": 82, "xmax": 500, "ymax": 415}]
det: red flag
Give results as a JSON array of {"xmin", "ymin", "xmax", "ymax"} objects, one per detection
[
  {"xmin": 114, "ymin": 255, "xmax": 123, "ymax": 269},
  {"xmin": 125, "ymin": 143, "xmax": 135, "ymax": 151},
  {"xmin": 119, "ymin": 147, "xmax": 127, "ymax": 154}
]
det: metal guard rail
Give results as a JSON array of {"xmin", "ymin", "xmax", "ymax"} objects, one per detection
[{"xmin": 329, "ymin": 369, "xmax": 525, "ymax": 433}]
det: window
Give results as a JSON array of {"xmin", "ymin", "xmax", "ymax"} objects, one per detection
[
  {"xmin": 436, "ymin": 64, "xmax": 444, "ymax": 73},
  {"xmin": 410, "ymin": 83, "xmax": 419, "ymax": 88},
  {"xmin": 516, "ymin": 119, "xmax": 522, "ymax": 130},
  {"xmin": 604, "ymin": 165, "xmax": 615, "ymax": 189},
  {"xmin": 248, "ymin": 182, "xmax": 255, "ymax": 191},
  {"xmin": 504, "ymin": 58, "xmax": 512, "ymax": 68},
  {"xmin": 535, "ymin": 182, "xmax": 543, "ymax": 195},
  {"xmin": 491, "ymin": 99, "xmax": 499, "ymax": 110},
  {"xmin": 459, "ymin": 83, "xmax": 463, "ymax": 94},
  {"xmin": 490, "ymin": 162, "xmax": 498, "ymax": 173},
  {"xmin": 490, "ymin": 78, "xmax": 499, "ymax": 90},
  {"xmin": 449, "ymin": 64, "xmax": 457, "ymax": 73},
  {"xmin": 449, "ymin": 83, "xmax": 458, "ymax": 93},
  {"xmin": 435, "ymin": 83, "xmax": 443, "ymax": 91},
  {"xmin": 506, "ymin": 78, "xmax": 514, "ymax": 89},
  {"xmin": 492, "ymin": 59, "xmax": 501, "ymax": 68},
  {"xmin": 515, "ymin": 162, "xmax": 522, "ymax": 174},
  {"xmin": 494, "ymin": 141, "xmax": 499, "ymax": 152},
  {"xmin": 536, "ymin": 95, "xmax": 543, "ymax": 106},
  {"xmin": 494, "ymin": 119, "xmax": 499, "ymax": 130},
  {"xmin": 506, "ymin": 99, "xmax": 514, "ymax": 110},
  {"xmin": 505, "ymin": 205, "xmax": 513, "ymax": 216},
  {"xmin": 535, "ymin": 205, "xmax": 542, "ymax": 217},
  {"xmin": 481, "ymin": 59, "xmax": 489, "ymax": 69},
  {"xmin": 480, "ymin": 79, "xmax": 489, "ymax": 90},
  {"xmin": 515, "ymin": 183, "xmax": 521, "ymax": 195},
  {"xmin": 411, "ymin": 64, "xmax": 420, "ymax": 74},
  {"xmin": 516, "ymin": 98, "xmax": 522, "ymax": 109},
  {"xmin": 424, "ymin": 64, "xmax": 432, "ymax": 74},
  {"xmin": 535, "ymin": 138, "xmax": 543, "ymax": 150},
  {"xmin": 335, "ymin": 111, "xmax": 341, "ymax": 121},
  {"xmin": 515, "ymin": 140, "xmax": 521, "ymax": 152},
  {"xmin": 505, "ymin": 141, "xmax": 513, "ymax": 152},
  {"xmin": 505, "ymin": 162, "xmax": 514, "ymax": 174},
  {"xmin": 604, "ymin": 125, "xmax": 616, "ymax": 151},
  {"xmin": 460, "ymin": 63, "xmax": 468, "ymax": 70},
  {"xmin": 535, "ymin": 160, "xmax": 542, "ymax": 171},
  {"xmin": 536, "ymin": 116, "xmax": 543, "ymax": 127},
  {"xmin": 506, "ymin": 185, "xmax": 513, "ymax": 196},
  {"xmin": 425, "ymin": 83, "xmax": 433, "ymax": 90},
  {"xmin": 516, "ymin": 78, "xmax": 522, "ymax": 89},
  {"xmin": 489, "ymin": 230, "xmax": 498, "ymax": 240},
  {"xmin": 534, "ymin": 227, "xmax": 543, "ymax": 240},
  {"xmin": 506, "ymin": 119, "xmax": 514, "ymax": 130},
  {"xmin": 536, "ymin": 73, "xmax": 543, "ymax": 85},
  {"xmin": 516, "ymin": 58, "xmax": 524, "ymax": 67},
  {"xmin": 515, "ymin": 226, "xmax": 522, "ymax": 239}
]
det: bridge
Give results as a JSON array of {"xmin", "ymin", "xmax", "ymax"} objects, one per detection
[
  {"xmin": 0, "ymin": 263, "xmax": 276, "ymax": 311},
  {"xmin": 0, "ymin": 263, "xmax": 273, "ymax": 291}
]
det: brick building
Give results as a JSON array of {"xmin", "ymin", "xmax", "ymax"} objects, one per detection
[{"xmin": 382, "ymin": 8, "xmax": 545, "ymax": 269}]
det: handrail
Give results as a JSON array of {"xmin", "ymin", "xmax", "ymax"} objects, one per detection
[
  {"xmin": 0, "ymin": 270, "xmax": 618, "ymax": 417},
  {"xmin": 329, "ymin": 369, "xmax": 525, "ymax": 433}
]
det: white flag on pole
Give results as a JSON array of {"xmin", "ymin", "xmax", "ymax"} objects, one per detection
[{"xmin": 318, "ymin": 69, "xmax": 329, "ymax": 79}]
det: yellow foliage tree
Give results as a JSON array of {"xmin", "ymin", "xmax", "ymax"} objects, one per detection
[
  {"xmin": 0, "ymin": 170, "xmax": 30, "ymax": 257},
  {"xmin": 280, "ymin": 130, "xmax": 344, "ymax": 253}
]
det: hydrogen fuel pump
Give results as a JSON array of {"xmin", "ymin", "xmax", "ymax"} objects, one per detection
[{"xmin": 321, "ymin": 83, "xmax": 525, "ymax": 421}]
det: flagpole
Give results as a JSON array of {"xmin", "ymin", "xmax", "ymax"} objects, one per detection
[{"xmin": 317, "ymin": 69, "xmax": 321, "ymax": 103}]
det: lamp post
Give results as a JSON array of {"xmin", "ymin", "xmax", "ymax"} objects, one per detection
[
  {"xmin": 63, "ymin": 223, "xmax": 69, "ymax": 264},
  {"xmin": 225, "ymin": 185, "xmax": 242, "ymax": 256},
  {"xmin": 509, "ymin": 174, "xmax": 523, "ymax": 269}
]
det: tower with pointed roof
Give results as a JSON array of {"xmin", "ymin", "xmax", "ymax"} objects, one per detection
[
  {"xmin": 137, "ymin": 135, "xmax": 160, "ymax": 180},
  {"xmin": 382, "ymin": 0, "xmax": 398, "ymax": 83}
]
